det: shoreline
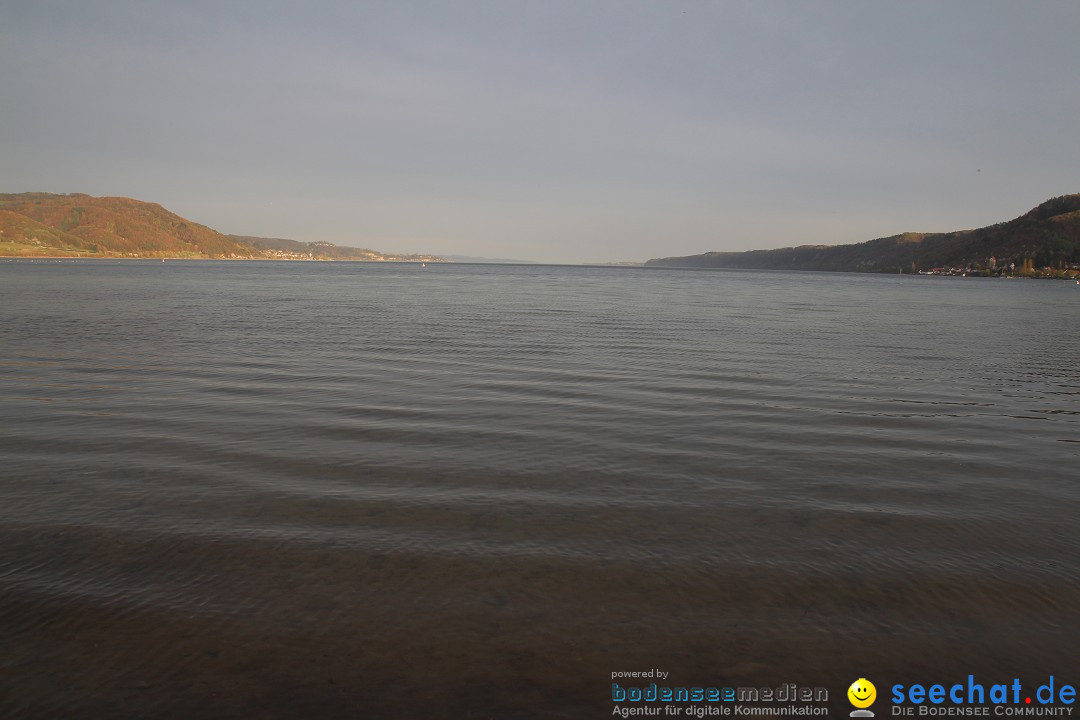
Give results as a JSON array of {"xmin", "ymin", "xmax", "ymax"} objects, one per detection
[
  {"xmin": 2, "ymin": 252, "xmax": 1080, "ymax": 278},
  {"xmin": 0, "ymin": 254, "xmax": 446, "ymax": 263}
]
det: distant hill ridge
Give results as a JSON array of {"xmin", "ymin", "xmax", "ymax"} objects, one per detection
[
  {"xmin": 6, "ymin": 191, "xmax": 1079, "ymax": 271},
  {"xmin": 646, "ymin": 194, "xmax": 1080, "ymax": 275},
  {"xmin": 0, "ymin": 192, "xmax": 259, "ymax": 258},
  {"xmin": 228, "ymin": 235, "xmax": 438, "ymax": 262},
  {"xmin": 0, "ymin": 193, "xmax": 441, "ymax": 261}
]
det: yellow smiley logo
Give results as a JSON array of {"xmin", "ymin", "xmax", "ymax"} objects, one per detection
[{"xmin": 848, "ymin": 678, "xmax": 876, "ymax": 708}]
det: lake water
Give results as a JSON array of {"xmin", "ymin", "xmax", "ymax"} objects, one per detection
[{"xmin": 1, "ymin": 260, "xmax": 1078, "ymax": 719}]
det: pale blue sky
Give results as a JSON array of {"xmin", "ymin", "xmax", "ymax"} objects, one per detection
[{"xmin": 2, "ymin": 1, "xmax": 1078, "ymax": 263}]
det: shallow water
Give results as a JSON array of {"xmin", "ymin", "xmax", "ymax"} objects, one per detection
[{"xmin": 1, "ymin": 260, "xmax": 1078, "ymax": 718}]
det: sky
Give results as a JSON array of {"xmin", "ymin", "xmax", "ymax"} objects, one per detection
[{"xmin": 1, "ymin": 1, "xmax": 1078, "ymax": 263}]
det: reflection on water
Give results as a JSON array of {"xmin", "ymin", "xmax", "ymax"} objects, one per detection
[{"xmin": 1, "ymin": 260, "xmax": 1078, "ymax": 718}]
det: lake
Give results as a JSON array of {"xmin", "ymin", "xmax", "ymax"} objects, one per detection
[{"xmin": 1, "ymin": 260, "xmax": 1077, "ymax": 718}]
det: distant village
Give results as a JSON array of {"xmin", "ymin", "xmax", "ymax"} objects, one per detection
[
  {"xmin": 916, "ymin": 256, "xmax": 1080, "ymax": 279},
  {"xmin": 260, "ymin": 248, "xmax": 444, "ymax": 263}
]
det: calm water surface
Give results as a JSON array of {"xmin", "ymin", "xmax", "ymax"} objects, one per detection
[{"xmin": 1, "ymin": 260, "xmax": 1078, "ymax": 718}]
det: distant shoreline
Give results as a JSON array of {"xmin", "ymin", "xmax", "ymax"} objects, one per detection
[
  {"xmin": 4, "ymin": 255, "xmax": 1078, "ymax": 280},
  {"xmin": 0, "ymin": 254, "xmax": 443, "ymax": 263}
]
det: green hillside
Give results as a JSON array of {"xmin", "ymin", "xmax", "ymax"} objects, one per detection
[{"xmin": 646, "ymin": 195, "xmax": 1080, "ymax": 276}]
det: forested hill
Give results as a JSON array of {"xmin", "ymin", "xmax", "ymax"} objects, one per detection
[
  {"xmin": 0, "ymin": 193, "xmax": 261, "ymax": 258},
  {"xmin": 646, "ymin": 195, "xmax": 1080, "ymax": 275},
  {"xmin": 0, "ymin": 193, "xmax": 442, "ymax": 261}
]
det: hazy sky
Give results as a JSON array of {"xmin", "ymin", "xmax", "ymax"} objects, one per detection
[{"xmin": 2, "ymin": 1, "xmax": 1078, "ymax": 263}]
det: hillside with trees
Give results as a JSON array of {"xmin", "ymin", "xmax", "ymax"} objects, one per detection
[
  {"xmin": 646, "ymin": 194, "xmax": 1080, "ymax": 277},
  {"xmin": 0, "ymin": 193, "xmax": 443, "ymax": 262},
  {"xmin": 0, "ymin": 193, "xmax": 262, "ymax": 258}
]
